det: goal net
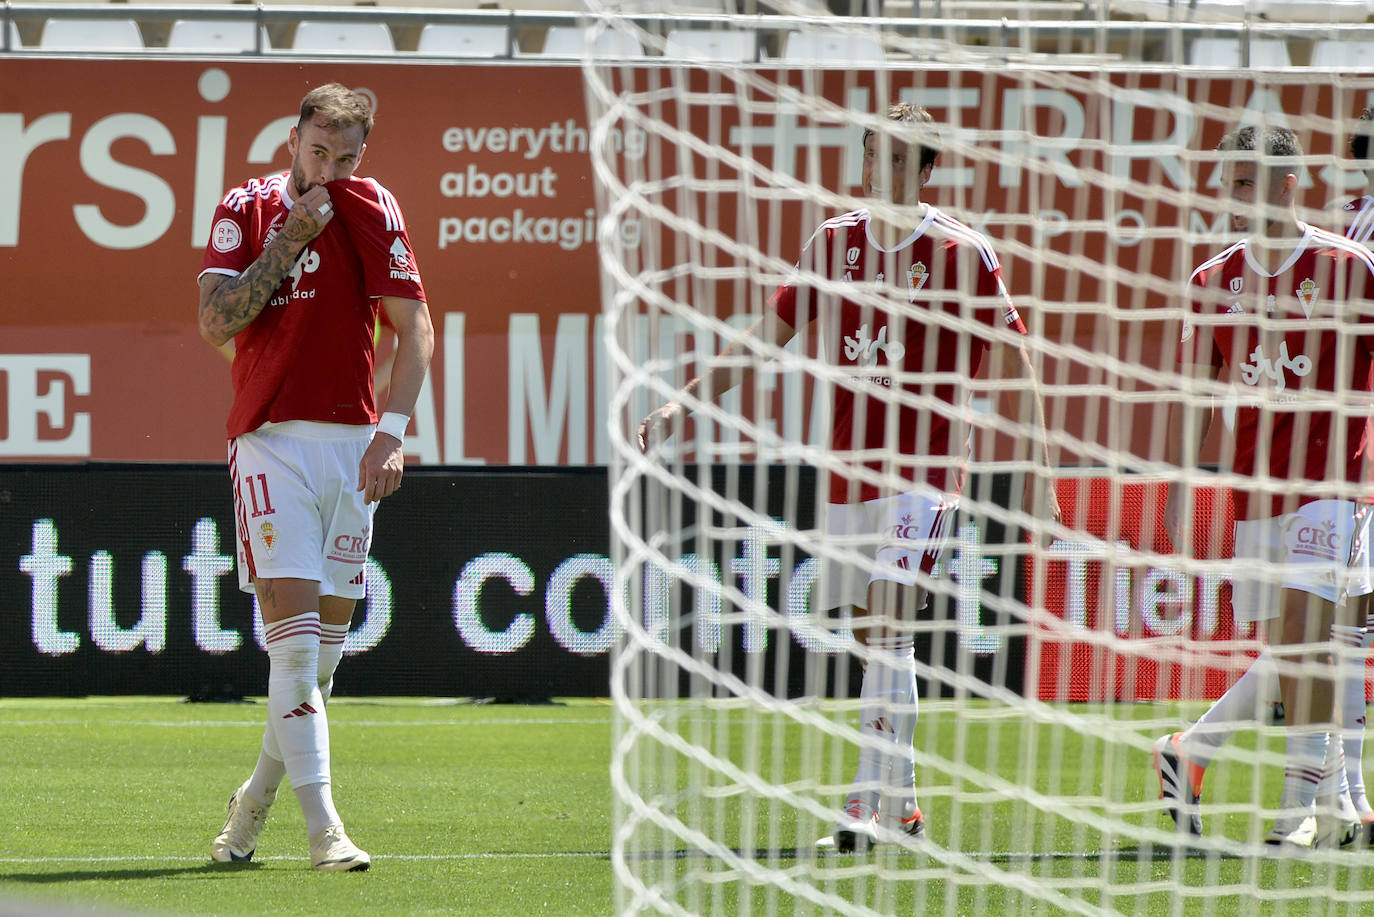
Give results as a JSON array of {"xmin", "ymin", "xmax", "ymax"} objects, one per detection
[{"xmin": 588, "ymin": 4, "xmax": 1374, "ymax": 914}]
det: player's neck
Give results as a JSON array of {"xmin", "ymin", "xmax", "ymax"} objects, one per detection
[
  {"xmin": 1247, "ymin": 215, "xmax": 1305, "ymax": 273},
  {"xmin": 869, "ymin": 201, "xmax": 925, "ymax": 249}
]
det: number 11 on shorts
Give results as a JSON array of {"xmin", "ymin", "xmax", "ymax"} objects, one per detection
[{"xmin": 243, "ymin": 472, "xmax": 276, "ymax": 518}]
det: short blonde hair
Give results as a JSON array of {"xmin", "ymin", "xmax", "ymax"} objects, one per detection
[{"xmin": 861, "ymin": 102, "xmax": 939, "ymax": 171}]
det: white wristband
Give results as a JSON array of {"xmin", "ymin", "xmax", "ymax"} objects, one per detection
[{"xmin": 377, "ymin": 411, "xmax": 409, "ymax": 441}]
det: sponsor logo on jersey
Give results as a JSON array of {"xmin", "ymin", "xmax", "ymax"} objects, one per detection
[
  {"xmin": 1297, "ymin": 278, "xmax": 1319, "ymax": 315},
  {"xmin": 389, "ymin": 237, "xmax": 420, "ymax": 282},
  {"xmin": 1226, "ymin": 301, "xmax": 1244, "ymax": 314},
  {"xmin": 212, "ymin": 219, "xmax": 242, "ymax": 253},
  {"xmin": 1265, "ymin": 294, "xmax": 1278, "ymax": 313},
  {"xmin": 262, "ymin": 213, "xmax": 285, "ymax": 249},
  {"xmin": 843, "ymin": 322, "xmax": 905, "ymax": 366},
  {"xmin": 1240, "ymin": 341, "xmax": 1312, "ymax": 392},
  {"xmin": 1283, "ymin": 516, "xmax": 1343, "ymax": 565},
  {"xmin": 846, "ymin": 246, "xmax": 861, "ymax": 265},
  {"xmin": 907, "ymin": 261, "xmax": 929, "ymax": 300},
  {"xmin": 1229, "ymin": 276, "xmax": 1243, "ymax": 293}
]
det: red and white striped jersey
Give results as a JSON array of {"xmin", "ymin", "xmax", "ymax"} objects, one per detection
[
  {"xmin": 769, "ymin": 205, "xmax": 1025, "ymax": 504},
  {"xmin": 1343, "ymin": 194, "xmax": 1374, "ymax": 244},
  {"xmin": 1184, "ymin": 223, "xmax": 1374, "ymax": 519},
  {"xmin": 200, "ymin": 173, "xmax": 426, "ymax": 439}
]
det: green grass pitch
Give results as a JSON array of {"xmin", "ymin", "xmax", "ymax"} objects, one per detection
[{"xmin": 1, "ymin": 697, "xmax": 1372, "ymax": 916}]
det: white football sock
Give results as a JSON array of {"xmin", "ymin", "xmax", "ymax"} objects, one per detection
[
  {"xmin": 1278, "ymin": 729, "xmax": 1329, "ymax": 821},
  {"xmin": 848, "ymin": 635, "xmax": 918, "ymax": 810},
  {"xmin": 1336, "ymin": 620, "xmax": 1373, "ymax": 815},
  {"xmin": 248, "ymin": 621, "xmax": 350, "ymax": 805},
  {"xmin": 265, "ymin": 612, "xmax": 331, "ymax": 790},
  {"xmin": 1181, "ymin": 649, "xmax": 1276, "ymax": 769}
]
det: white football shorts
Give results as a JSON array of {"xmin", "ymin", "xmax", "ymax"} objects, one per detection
[
  {"xmin": 228, "ymin": 420, "xmax": 377, "ymax": 600},
  {"xmin": 812, "ymin": 484, "xmax": 959, "ymax": 613},
  {"xmin": 1230, "ymin": 499, "xmax": 1373, "ymax": 623}
]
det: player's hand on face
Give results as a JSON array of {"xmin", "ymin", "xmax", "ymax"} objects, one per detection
[
  {"xmin": 286, "ymin": 186, "xmax": 335, "ymax": 244},
  {"xmin": 637, "ymin": 403, "xmax": 681, "ymax": 454},
  {"xmin": 358, "ymin": 432, "xmax": 404, "ymax": 504}
]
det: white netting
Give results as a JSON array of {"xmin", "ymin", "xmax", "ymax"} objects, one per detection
[{"xmin": 589, "ymin": 6, "xmax": 1374, "ymax": 914}]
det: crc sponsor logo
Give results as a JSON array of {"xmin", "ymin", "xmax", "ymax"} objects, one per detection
[
  {"xmin": 328, "ymin": 525, "xmax": 371, "ymax": 565},
  {"xmin": 1287, "ymin": 518, "xmax": 1342, "ymax": 561}
]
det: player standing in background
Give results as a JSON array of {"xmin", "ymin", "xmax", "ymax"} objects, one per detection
[
  {"xmin": 1154, "ymin": 125, "xmax": 1374, "ymax": 848},
  {"xmin": 1330, "ymin": 106, "xmax": 1374, "ymax": 842},
  {"xmin": 198, "ymin": 83, "xmax": 434, "ymax": 871},
  {"xmin": 638, "ymin": 102, "xmax": 1059, "ymax": 852}
]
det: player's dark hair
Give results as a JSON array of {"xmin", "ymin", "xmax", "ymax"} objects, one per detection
[
  {"xmin": 862, "ymin": 103, "xmax": 940, "ymax": 172},
  {"xmin": 1350, "ymin": 107, "xmax": 1374, "ymax": 162},
  {"xmin": 1217, "ymin": 124, "xmax": 1302, "ymax": 158},
  {"xmin": 299, "ymin": 83, "xmax": 374, "ymax": 140}
]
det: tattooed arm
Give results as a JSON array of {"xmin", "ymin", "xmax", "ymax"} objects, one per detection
[{"xmin": 197, "ymin": 186, "xmax": 334, "ymax": 348}]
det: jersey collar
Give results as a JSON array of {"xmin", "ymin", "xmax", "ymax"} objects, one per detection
[{"xmin": 1242, "ymin": 221, "xmax": 1314, "ymax": 278}]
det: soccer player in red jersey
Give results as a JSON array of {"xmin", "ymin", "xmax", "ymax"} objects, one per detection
[
  {"xmin": 1154, "ymin": 125, "xmax": 1374, "ymax": 847},
  {"xmin": 198, "ymin": 84, "xmax": 433, "ymax": 871},
  {"xmin": 639, "ymin": 102, "xmax": 1059, "ymax": 852}
]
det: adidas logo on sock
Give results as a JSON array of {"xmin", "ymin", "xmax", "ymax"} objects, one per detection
[
  {"xmin": 864, "ymin": 716, "xmax": 894, "ymax": 734},
  {"xmin": 282, "ymin": 702, "xmax": 319, "ymax": 719}
]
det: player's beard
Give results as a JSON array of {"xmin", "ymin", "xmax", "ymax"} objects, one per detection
[{"xmin": 290, "ymin": 163, "xmax": 317, "ymax": 199}]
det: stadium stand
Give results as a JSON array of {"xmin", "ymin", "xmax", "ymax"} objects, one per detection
[
  {"xmin": 526, "ymin": 24, "xmax": 645, "ymax": 57},
  {"xmin": 1187, "ymin": 35, "xmax": 1292, "ymax": 66},
  {"xmin": 39, "ymin": 16, "xmax": 143, "ymax": 50},
  {"xmin": 416, "ymin": 22, "xmax": 511, "ymax": 56},
  {"xmin": 1310, "ymin": 36, "xmax": 1374, "ymax": 67},
  {"xmin": 166, "ymin": 19, "xmax": 271, "ymax": 52},
  {"xmin": 663, "ymin": 27, "xmax": 757, "ymax": 61},
  {"xmin": 782, "ymin": 29, "xmax": 885, "ymax": 64},
  {"xmin": 291, "ymin": 19, "xmax": 394, "ymax": 52}
]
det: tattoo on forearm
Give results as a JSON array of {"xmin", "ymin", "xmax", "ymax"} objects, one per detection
[{"xmin": 201, "ymin": 236, "xmax": 307, "ymax": 342}]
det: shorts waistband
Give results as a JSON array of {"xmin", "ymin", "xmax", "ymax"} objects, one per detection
[{"xmin": 247, "ymin": 419, "xmax": 374, "ymax": 441}]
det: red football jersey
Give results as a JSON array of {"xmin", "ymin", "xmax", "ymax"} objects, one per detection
[
  {"xmin": 1184, "ymin": 224, "xmax": 1374, "ymax": 519},
  {"xmin": 200, "ymin": 173, "xmax": 426, "ymax": 438},
  {"xmin": 769, "ymin": 206, "xmax": 1025, "ymax": 504},
  {"xmin": 1344, "ymin": 194, "xmax": 1374, "ymax": 245}
]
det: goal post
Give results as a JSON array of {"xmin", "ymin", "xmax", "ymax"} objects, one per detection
[{"xmin": 589, "ymin": 7, "xmax": 1374, "ymax": 914}]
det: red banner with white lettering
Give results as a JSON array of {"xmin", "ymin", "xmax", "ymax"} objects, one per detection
[{"xmin": 0, "ymin": 61, "xmax": 1364, "ymax": 467}]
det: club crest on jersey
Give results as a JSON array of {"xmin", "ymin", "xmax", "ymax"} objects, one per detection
[
  {"xmin": 259, "ymin": 521, "xmax": 278, "ymax": 557},
  {"xmin": 389, "ymin": 238, "xmax": 420, "ymax": 282},
  {"xmin": 907, "ymin": 261, "xmax": 929, "ymax": 300},
  {"xmin": 1296, "ymin": 278, "xmax": 1318, "ymax": 316},
  {"xmin": 212, "ymin": 219, "xmax": 242, "ymax": 253},
  {"xmin": 1229, "ymin": 277, "xmax": 1243, "ymax": 294}
]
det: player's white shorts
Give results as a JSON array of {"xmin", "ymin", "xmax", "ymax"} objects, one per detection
[
  {"xmin": 228, "ymin": 420, "xmax": 377, "ymax": 600},
  {"xmin": 1230, "ymin": 499, "xmax": 1373, "ymax": 623},
  {"xmin": 813, "ymin": 484, "xmax": 959, "ymax": 613}
]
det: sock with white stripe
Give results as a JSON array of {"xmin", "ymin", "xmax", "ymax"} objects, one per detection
[{"xmin": 247, "ymin": 621, "xmax": 350, "ymax": 807}]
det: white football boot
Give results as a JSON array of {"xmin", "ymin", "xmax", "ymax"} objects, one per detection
[
  {"xmin": 310, "ymin": 824, "xmax": 371, "ymax": 872},
  {"xmin": 210, "ymin": 782, "xmax": 273, "ymax": 863}
]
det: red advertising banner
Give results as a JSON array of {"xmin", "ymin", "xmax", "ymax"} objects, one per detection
[
  {"xmin": 0, "ymin": 61, "xmax": 1366, "ymax": 466},
  {"xmin": 1025, "ymin": 477, "xmax": 1249, "ymax": 701}
]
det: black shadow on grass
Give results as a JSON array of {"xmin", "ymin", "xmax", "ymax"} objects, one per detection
[{"xmin": 0, "ymin": 863, "xmax": 263, "ymax": 884}]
